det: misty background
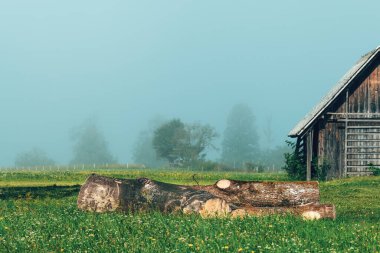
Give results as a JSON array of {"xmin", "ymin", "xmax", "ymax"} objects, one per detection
[{"xmin": 1, "ymin": 1, "xmax": 380, "ymax": 167}]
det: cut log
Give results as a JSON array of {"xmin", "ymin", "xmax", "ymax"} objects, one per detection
[
  {"xmin": 199, "ymin": 198, "xmax": 231, "ymax": 218},
  {"xmin": 77, "ymin": 174, "xmax": 216, "ymax": 213},
  {"xmin": 77, "ymin": 174, "xmax": 335, "ymax": 219},
  {"xmin": 201, "ymin": 179, "xmax": 320, "ymax": 207},
  {"xmin": 231, "ymin": 204, "xmax": 336, "ymax": 220}
]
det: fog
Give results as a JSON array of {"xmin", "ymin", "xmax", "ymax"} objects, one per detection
[{"xmin": 1, "ymin": 1, "xmax": 380, "ymax": 166}]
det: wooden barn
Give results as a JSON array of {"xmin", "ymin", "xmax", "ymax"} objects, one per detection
[{"xmin": 289, "ymin": 46, "xmax": 380, "ymax": 180}]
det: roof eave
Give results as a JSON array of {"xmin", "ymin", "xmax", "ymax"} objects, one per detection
[{"xmin": 288, "ymin": 47, "xmax": 380, "ymax": 138}]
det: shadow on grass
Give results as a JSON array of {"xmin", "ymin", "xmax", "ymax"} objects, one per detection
[{"xmin": 0, "ymin": 185, "xmax": 81, "ymax": 200}]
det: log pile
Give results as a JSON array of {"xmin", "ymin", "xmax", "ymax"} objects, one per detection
[{"xmin": 77, "ymin": 174, "xmax": 335, "ymax": 220}]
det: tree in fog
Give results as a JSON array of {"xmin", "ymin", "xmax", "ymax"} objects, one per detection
[
  {"xmin": 182, "ymin": 123, "xmax": 218, "ymax": 165},
  {"xmin": 263, "ymin": 116, "xmax": 274, "ymax": 150},
  {"xmin": 153, "ymin": 119, "xmax": 187, "ymax": 165},
  {"xmin": 153, "ymin": 119, "xmax": 218, "ymax": 166},
  {"xmin": 70, "ymin": 120, "xmax": 116, "ymax": 165},
  {"xmin": 221, "ymin": 103, "xmax": 259, "ymax": 167},
  {"xmin": 132, "ymin": 116, "xmax": 167, "ymax": 167},
  {"xmin": 15, "ymin": 148, "xmax": 55, "ymax": 167},
  {"xmin": 260, "ymin": 144, "xmax": 292, "ymax": 170}
]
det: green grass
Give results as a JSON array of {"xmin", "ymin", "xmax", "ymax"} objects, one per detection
[
  {"xmin": 0, "ymin": 169, "xmax": 379, "ymax": 252},
  {"xmin": 0, "ymin": 169, "xmax": 288, "ymax": 186}
]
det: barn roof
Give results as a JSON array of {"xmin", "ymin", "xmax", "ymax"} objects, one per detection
[{"xmin": 289, "ymin": 46, "xmax": 380, "ymax": 138}]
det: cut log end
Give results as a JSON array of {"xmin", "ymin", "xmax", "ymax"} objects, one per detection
[
  {"xmin": 216, "ymin": 179, "xmax": 231, "ymax": 189},
  {"xmin": 231, "ymin": 209, "xmax": 248, "ymax": 218},
  {"xmin": 77, "ymin": 178, "xmax": 120, "ymax": 212},
  {"xmin": 301, "ymin": 211, "xmax": 321, "ymax": 220},
  {"xmin": 199, "ymin": 198, "xmax": 231, "ymax": 218}
]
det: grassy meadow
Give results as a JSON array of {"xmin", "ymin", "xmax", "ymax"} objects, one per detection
[{"xmin": 0, "ymin": 168, "xmax": 379, "ymax": 252}]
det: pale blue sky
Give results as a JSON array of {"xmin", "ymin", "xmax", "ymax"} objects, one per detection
[{"xmin": 1, "ymin": 1, "xmax": 380, "ymax": 165}]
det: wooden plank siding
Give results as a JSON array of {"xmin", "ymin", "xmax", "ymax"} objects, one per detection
[{"xmin": 310, "ymin": 58, "xmax": 380, "ymax": 178}]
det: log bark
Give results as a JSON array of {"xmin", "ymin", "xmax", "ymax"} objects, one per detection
[
  {"xmin": 77, "ymin": 174, "xmax": 216, "ymax": 214},
  {"xmin": 231, "ymin": 204, "xmax": 336, "ymax": 220},
  {"xmin": 77, "ymin": 174, "xmax": 335, "ymax": 220},
  {"xmin": 200, "ymin": 179, "xmax": 320, "ymax": 207}
]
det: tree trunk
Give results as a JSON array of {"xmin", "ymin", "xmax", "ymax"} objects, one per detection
[{"xmin": 77, "ymin": 174, "xmax": 335, "ymax": 220}]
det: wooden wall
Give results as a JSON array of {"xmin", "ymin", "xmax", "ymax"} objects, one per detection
[{"xmin": 313, "ymin": 57, "xmax": 380, "ymax": 179}]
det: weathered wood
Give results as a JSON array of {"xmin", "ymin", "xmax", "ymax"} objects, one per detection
[
  {"xmin": 77, "ymin": 174, "xmax": 216, "ymax": 213},
  {"xmin": 306, "ymin": 131, "xmax": 312, "ymax": 181},
  {"xmin": 77, "ymin": 174, "xmax": 334, "ymax": 219},
  {"xmin": 290, "ymin": 49, "xmax": 380, "ymax": 179},
  {"xmin": 324, "ymin": 63, "xmax": 380, "ymax": 177},
  {"xmin": 344, "ymin": 89, "xmax": 349, "ymax": 178},
  {"xmin": 199, "ymin": 179, "xmax": 320, "ymax": 207}
]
